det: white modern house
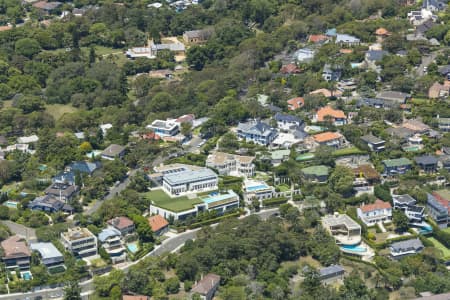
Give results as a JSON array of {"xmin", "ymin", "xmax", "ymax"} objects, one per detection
[
  {"xmin": 357, "ymin": 200, "xmax": 392, "ymax": 226},
  {"xmin": 147, "ymin": 119, "xmax": 180, "ymax": 137},
  {"xmin": 243, "ymin": 180, "xmax": 275, "ymax": 204},
  {"xmin": 150, "ymin": 189, "xmax": 240, "ymax": 221},
  {"xmin": 162, "ymin": 168, "xmax": 218, "ymax": 196},
  {"xmin": 206, "ymin": 151, "xmax": 255, "ymax": 177},
  {"xmin": 321, "ymin": 213, "xmax": 361, "ymax": 245},
  {"xmin": 98, "ymin": 227, "xmax": 126, "ymax": 264},
  {"xmin": 61, "ymin": 227, "xmax": 98, "ymax": 258}
]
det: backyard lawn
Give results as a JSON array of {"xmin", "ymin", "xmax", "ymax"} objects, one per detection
[
  {"xmin": 45, "ymin": 104, "xmax": 78, "ymax": 121},
  {"xmin": 333, "ymin": 147, "xmax": 367, "ymax": 157},
  {"xmin": 144, "ymin": 189, "xmax": 202, "ymax": 212},
  {"xmin": 428, "ymin": 237, "xmax": 450, "ymax": 259}
]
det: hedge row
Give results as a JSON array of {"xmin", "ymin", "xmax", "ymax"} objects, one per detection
[
  {"xmin": 262, "ymin": 197, "xmax": 288, "ymax": 207},
  {"xmin": 188, "ymin": 211, "xmax": 241, "ymax": 229}
]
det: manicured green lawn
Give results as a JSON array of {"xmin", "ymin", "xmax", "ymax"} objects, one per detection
[
  {"xmin": 442, "ymin": 227, "xmax": 450, "ymax": 235},
  {"xmin": 428, "ymin": 237, "xmax": 450, "ymax": 259},
  {"xmin": 144, "ymin": 189, "xmax": 202, "ymax": 212},
  {"xmin": 277, "ymin": 184, "xmax": 290, "ymax": 192},
  {"xmin": 45, "ymin": 104, "xmax": 78, "ymax": 121},
  {"xmin": 333, "ymin": 146, "xmax": 367, "ymax": 157}
]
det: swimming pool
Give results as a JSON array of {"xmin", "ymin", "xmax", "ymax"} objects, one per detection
[
  {"xmin": 127, "ymin": 243, "xmax": 138, "ymax": 253},
  {"xmin": 22, "ymin": 271, "xmax": 32, "ymax": 280},
  {"xmin": 246, "ymin": 184, "xmax": 269, "ymax": 192},
  {"xmin": 341, "ymin": 244, "xmax": 367, "ymax": 253},
  {"xmin": 3, "ymin": 201, "xmax": 18, "ymax": 208}
]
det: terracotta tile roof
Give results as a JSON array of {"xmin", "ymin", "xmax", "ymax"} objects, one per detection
[
  {"xmin": 148, "ymin": 215, "xmax": 169, "ymax": 232},
  {"xmin": 287, "ymin": 97, "xmax": 305, "ymax": 110},
  {"xmin": 375, "ymin": 28, "xmax": 390, "ymax": 36},
  {"xmin": 122, "ymin": 296, "xmax": 148, "ymax": 300},
  {"xmin": 339, "ymin": 49, "xmax": 353, "ymax": 54},
  {"xmin": 316, "ymin": 106, "xmax": 346, "ymax": 122},
  {"xmin": 1, "ymin": 235, "xmax": 31, "ymax": 259},
  {"xmin": 280, "ymin": 64, "xmax": 302, "ymax": 74},
  {"xmin": 308, "ymin": 34, "xmax": 328, "ymax": 43},
  {"xmin": 313, "ymin": 131, "xmax": 342, "ymax": 143},
  {"xmin": 192, "ymin": 273, "xmax": 221, "ymax": 295},
  {"xmin": 360, "ymin": 199, "xmax": 392, "ymax": 213},
  {"xmin": 0, "ymin": 26, "xmax": 12, "ymax": 32},
  {"xmin": 108, "ymin": 216, "xmax": 134, "ymax": 230}
]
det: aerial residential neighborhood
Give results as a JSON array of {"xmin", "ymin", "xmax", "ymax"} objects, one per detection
[{"xmin": 0, "ymin": 0, "xmax": 449, "ymax": 299}]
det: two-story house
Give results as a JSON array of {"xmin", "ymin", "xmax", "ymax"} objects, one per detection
[
  {"xmin": 274, "ymin": 113, "xmax": 304, "ymax": 131},
  {"xmin": 107, "ymin": 217, "xmax": 135, "ymax": 236},
  {"xmin": 61, "ymin": 227, "xmax": 98, "ymax": 258},
  {"xmin": 390, "ymin": 238, "xmax": 424, "ymax": 259},
  {"xmin": 360, "ymin": 135, "xmax": 385, "ymax": 152},
  {"xmin": 357, "ymin": 199, "xmax": 392, "ymax": 226},
  {"xmin": 314, "ymin": 106, "xmax": 347, "ymax": 126},
  {"xmin": 393, "ymin": 194, "xmax": 425, "ymax": 223},
  {"xmin": 236, "ymin": 120, "xmax": 278, "ymax": 146},
  {"xmin": 206, "ymin": 151, "xmax": 255, "ymax": 177},
  {"xmin": 1, "ymin": 236, "xmax": 31, "ymax": 271},
  {"xmin": 98, "ymin": 228, "xmax": 126, "ymax": 264},
  {"xmin": 415, "ymin": 155, "xmax": 439, "ymax": 173},
  {"xmin": 382, "ymin": 158, "xmax": 412, "ymax": 176},
  {"xmin": 427, "ymin": 193, "xmax": 449, "ymax": 229}
]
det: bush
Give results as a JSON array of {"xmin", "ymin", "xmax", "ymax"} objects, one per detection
[
  {"xmin": 262, "ymin": 197, "xmax": 288, "ymax": 207},
  {"xmin": 184, "ymin": 280, "xmax": 193, "ymax": 292},
  {"xmin": 165, "ymin": 277, "xmax": 180, "ymax": 294},
  {"xmin": 188, "ymin": 212, "xmax": 240, "ymax": 229}
]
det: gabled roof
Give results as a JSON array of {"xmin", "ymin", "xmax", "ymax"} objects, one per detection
[
  {"xmin": 360, "ymin": 199, "xmax": 391, "ymax": 213},
  {"xmin": 101, "ymin": 144, "xmax": 125, "ymax": 157},
  {"xmin": 308, "ymin": 34, "xmax": 328, "ymax": 43},
  {"xmin": 69, "ymin": 161, "xmax": 100, "ymax": 174},
  {"xmin": 237, "ymin": 121, "xmax": 276, "ymax": 137},
  {"xmin": 313, "ymin": 131, "xmax": 342, "ymax": 143},
  {"xmin": 148, "ymin": 215, "xmax": 169, "ymax": 232},
  {"xmin": 1, "ymin": 236, "xmax": 31, "ymax": 259},
  {"xmin": 316, "ymin": 106, "xmax": 346, "ymax": 122},
  {"xmin": 191, "ymin": 273, "xmax": 221, "ymax": 295},
  {"xmin": 366, "ymin": 50, "xmax": 389, "ymax": 62},
  {"xmin": 108, "ymin": 216, "xmax": 134, "ymax": 230},
  {"xmin": 274, "ymin": 112, "xmax": 302, "ymax": 124},
  {"xmin": 336, "ymin": 33, "xmax": 360, "ymax": 43},
  {"xmin": 375, "ymin": 28, "xmax": 390, "ymax": 36},
  {"xmin": 376, "ymin": 91, "xmax": 410, "ymax": 102},
  {"xmin": 287, "ymin": 97, "xmax": 305, "ymax": 110},
  {"xmin": 415, "ymin": 155, "xmax": 438, "ymax": 165}
]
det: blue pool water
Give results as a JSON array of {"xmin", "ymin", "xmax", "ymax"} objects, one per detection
[
  {"xmin": 22, "ymin": 272, "xmax": 32, "ymax": 280},
  {"xmin": 3, "ymin": 201, "xmax": 18, "ymax": 208},
  {"xmin": 341, "ymin": 244, "xmax": 367, "ymax": 253},
  {"xmin": 246, "ymin": 184, "xmax": 269, "ymax": 192},
  {"xmin": 419, "ymin": 224, "xmax": 433, "ymax": 234},
  {"xmin": 127, "ymin": 243, "xmax": 138, "ymax": 253}
]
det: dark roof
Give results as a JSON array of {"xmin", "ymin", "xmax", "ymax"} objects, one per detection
[
  {"xmin": 267, "ymin": 104, "xmax": 282, "ymax": 113},
  {"xmin": 101, "ymin": 144, "xmax": 125, "ymax": 157},
  {"xmin": 44, "ymin": 183, "xmax": 78, "ymax": 198},
  {"xmin": 361, "ymin": 134, "xmax": 384, "ymax": 144},
  {"xmin": 274, "ymin": 112, "xmax": 302, "ymax": 124},
  {"xmin": 414, "ymin": 155, "xmax": 438, "ymax": 165},
  {"xmin": 366, "ymin": 50, "xmax": 389, "ymax": 62},
  {"xmin": 28, "ymin": 195, "xmax": 73, "ymax": 212},
  {"xmin": 386, "ymin": 127, "xmax": 415, "ymax": 139},
  {"xmin": 53, "ymin": 171, "xmax": 75, "ymax": 184},
  {"xmin": 376, "ymin": 91, "xmax": 410, "ymax": 102},
  {"xmin": 69, "ymin": 161, "xmax": 100, "ymax": 174},
  {"xmin": 438, "ymin": 65, "xmax": 450, "ymax": 75},
  {"xmin": 390, "ymin": 238, "xmax": 424, "ymax": 252},
  {"xmin": 416, "ymin": 20, "xmax": 435, "ymax": 34},
  {"xmin": 319, "ymin": 265, "xmax": 345, "ymax": 277},
  {"xmin": 393, "ymin": 194, "xmax": 416, "ymax": 204}
]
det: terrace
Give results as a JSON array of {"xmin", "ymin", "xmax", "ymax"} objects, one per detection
[{"xmin": 144, "ymin": 189, "xmax": 202, "ymax": 212}]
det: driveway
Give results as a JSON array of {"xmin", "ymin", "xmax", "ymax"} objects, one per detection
[{"xmin": 0, "ymin": 221, "xmax": 36, "ymax": 241}]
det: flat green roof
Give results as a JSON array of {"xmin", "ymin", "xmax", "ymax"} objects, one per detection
[
  {"xmin": 270, "ymin": 149, "xmax": 291, "ymax": 160},
  {"xmin": 382, "ymin": 158, "xmax": 412, "ymax": 167},
  {"xmin": 296, "ymin": 153, "xmax": 315, "ymax": 161},
  {"xmin": 144, "ymin": 189, "xmax": 202, "ymax": 212},
  {"xmin": 301, "ymin": 165, "xmax": 329, "ymax": 176}
]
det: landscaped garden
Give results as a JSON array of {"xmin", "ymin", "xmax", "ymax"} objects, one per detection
[
  {"xmin": 143, "ymin": 189, "xmax": 202, "ymax": 212},
  {"xmin": 428, "ymin": 237, "xmax": 450, "ymax": 259}
]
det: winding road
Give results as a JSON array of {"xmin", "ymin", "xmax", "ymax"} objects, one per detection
[{"xmin": 0, "ymin": 209, "xmax": 279, "ymax": 300}]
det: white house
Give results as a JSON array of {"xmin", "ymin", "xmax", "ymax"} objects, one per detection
[
  {"xmin": 357, "ymin": 199, "xmax": 392, "ymax": 226},
  {"xmin": 61, "ymin": 227, "xmax": 97, "ymax": 258},
  {"xmin": 162, "ymin": 168, "xmax": 218, "ymax": 196},
  {"xmin": 206, "ymin": 152, "xmax": 255, "ymax": 177}
]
